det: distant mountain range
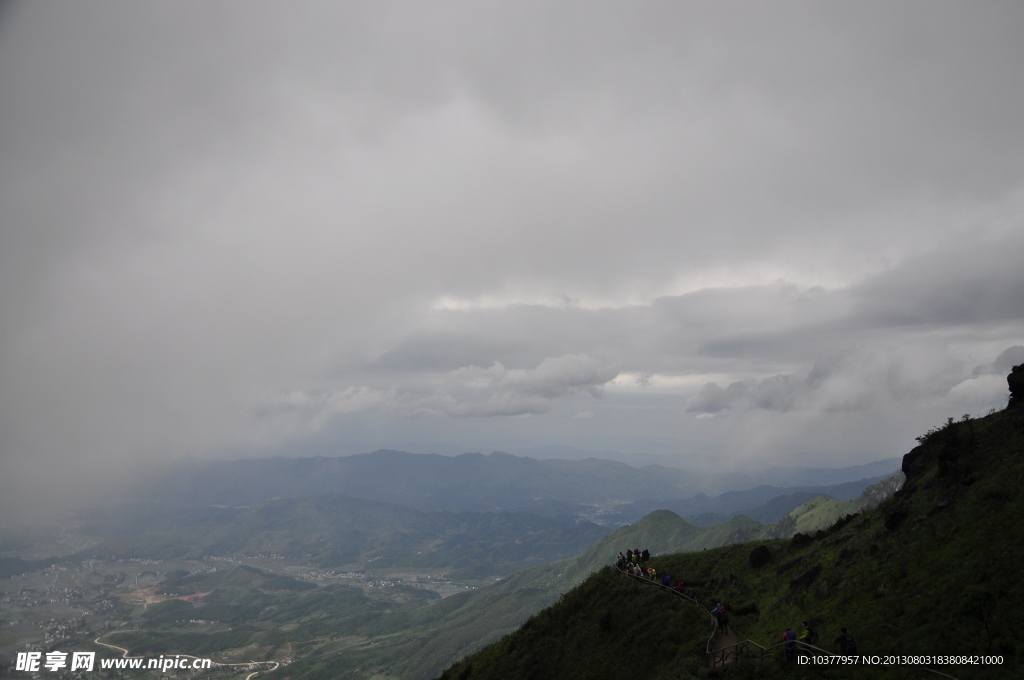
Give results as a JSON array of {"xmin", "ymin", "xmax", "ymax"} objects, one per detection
[
  {"xmin": 594, "ymin": 474, "xmax": 893, "ymax": 526},
  {"xmin": 78, "ymin": 472, "xmax": 902, "ymax": 581},
  {"xmin": 83, "ymin": 493, "xmax": 611, "ymax": 578},
  {"xmin": 65, "ymin": 448, "xmax": 901, "ymax": 577},
  {"xmin": 126, "ymin": 449, "xmax": 900, "ymax": 523}
]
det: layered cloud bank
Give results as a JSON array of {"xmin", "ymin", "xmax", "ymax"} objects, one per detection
[{"xmin": 271, "ymin": 354, "xmax": 618, "ymax": 427}]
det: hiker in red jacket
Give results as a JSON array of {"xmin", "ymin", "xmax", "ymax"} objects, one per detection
[
  {"xmin": 782, "ymin": 627, "xmax": 796, "ymax": 661},
  {"xmin": 716, "ymin": 604, "xmax": 729, "ymax": 633}
]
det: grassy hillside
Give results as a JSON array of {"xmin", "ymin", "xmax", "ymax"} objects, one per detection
[
  {"xmin": 763, "ymin": 471, "xmax": 904, "ymax": 539},
  {"xmin": 439, "ymin": 566, "xmax": 711, "ymax": 680},
  {"xmin": 438, "ymin": 400, "xmax": 1024, "ymax": 679}
]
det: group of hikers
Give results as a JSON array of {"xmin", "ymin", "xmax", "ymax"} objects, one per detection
[
  {"xmin": 615, "ymin": 550, "xmax": 699, "ymax": 603},
  {"xmin": 614, "ymin": 551, "xmax": 858, "ymax": 663},
  {"xmin": 618, "ymin": 548, "xmax": 650, "ymax": 566},
  {"xmin": 781, "ymin": 623, "xmax": 857, "ymax": 661}
]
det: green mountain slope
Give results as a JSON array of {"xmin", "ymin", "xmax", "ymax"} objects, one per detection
[
  {"xmin": 764, "ymin": 471, "xmax": 905, "ymax": 539},
  {"xmin": 438, "ymin": 382, "xmax": 1024, "ymax": 679}
]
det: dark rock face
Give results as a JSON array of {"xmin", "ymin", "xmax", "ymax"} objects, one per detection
[
  {"xmin": 1009, "ymin": 364, "xmax": 1024, "ymax": 408},
  {"xmin": 902, "ymin": 444, "xmax": 929, "ymax": 486},
  {"xmin": 749, "ymin": 545, "xmax": 773, "ymax": 569}
]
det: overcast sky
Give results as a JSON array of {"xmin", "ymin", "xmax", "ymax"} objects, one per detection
[{"xmin": 2, "ymin": 1, "xmax": 1023, "ymax": 521}]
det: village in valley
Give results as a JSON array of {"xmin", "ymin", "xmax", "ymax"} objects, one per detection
[{"xmin": 0, "ymin": 546, "xmax": 486, "ymax": 679}]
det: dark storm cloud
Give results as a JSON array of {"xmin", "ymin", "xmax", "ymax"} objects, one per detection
[{"xmin": 852, "ymin": 230, "xmax": 1024, "ymax": 327}]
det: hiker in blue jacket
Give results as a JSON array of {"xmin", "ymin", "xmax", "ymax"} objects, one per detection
[{"xmin": 782, "ymin": 627, "xmax": 796, "ymax": 661}]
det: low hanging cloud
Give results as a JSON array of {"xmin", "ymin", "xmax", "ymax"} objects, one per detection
[
  {"xmin": 431, "ymin": 354, "xmax": 618, "ymax": 417},
  {"xmin": 685, "ymin": 344, "xmax": 1023, "ymax": 418},
  {"xmin": 268, "ymin": 354, "xmax": 618, "ymax": 429},
  {"xmin": 266, "ymin": 386, "xmax": 399, "ymax": 433},
  {"xmin": 685, "ymin": 380, "xmax": 752, "ymax": 415},
  {"xmin": 685, "ymin": 373, "xmax": 815, "ymax": 415},
  {"xmin": 973, "ymin": 345, "xmax": 1024, "ymax": 378},
  {"xmin": 947, "ymin": 345, "xmax": 1024, "ymax": 408}
]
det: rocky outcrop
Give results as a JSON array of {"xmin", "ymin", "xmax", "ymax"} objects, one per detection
[
  {"xmin": 862, "ymin": 471, "xmax": 905, "ymax": 507},
  {"xmin": 1009, "ymin": 363, "xmax": 1024, "ymax": 408}
]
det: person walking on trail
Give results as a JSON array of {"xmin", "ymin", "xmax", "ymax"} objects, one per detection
[
  {"xmin": 797, "ymin": 622, "xmax": 815, "ymax": 659},
  {"xmin": 711, "ymin": 602, "xmax": 722, "ymax": 628},
  {"xmin": 798, "ymin": 622, "xmax": 817, "ymax": 645},
  {"xmin": 834, "ymin": 628, "xmax": 857, "ymax": 655},
  {"xmin": 782, "ymin": 622, "xmax": 798, "ymax": 659},
  {"xmin": 716, "ymin": 603, "xmax": 729, "ymax": 633}
]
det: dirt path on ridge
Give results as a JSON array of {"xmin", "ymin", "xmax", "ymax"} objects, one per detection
[{"xmin": 712, "ymin": 628, "xmax": 739, "ymax": 664}]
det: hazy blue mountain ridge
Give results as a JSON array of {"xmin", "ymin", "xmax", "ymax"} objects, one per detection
[
  {"xmin": 84, "ymin": 493, "xmax": 610, "ymax": 577},
  {"xmin": 600, "ymin": 474, "xmax": 890, "ymax": 526},
  {"xmin": 138, "ymin": 451, "xmax": 696, "ymax": 511},
  {"xmin": 132, "ymin": 449, "xmax": 899, "ymax": 523}
]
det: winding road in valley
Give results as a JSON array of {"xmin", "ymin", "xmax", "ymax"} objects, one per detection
[{"xmin": 93, "ymin": 633, "xmax": 280, "ymax": 679}]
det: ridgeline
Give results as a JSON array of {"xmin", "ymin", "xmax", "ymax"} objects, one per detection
[{"xmin": 439, "ymin": 367, "xmax": 1024, "ymax": 679}]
